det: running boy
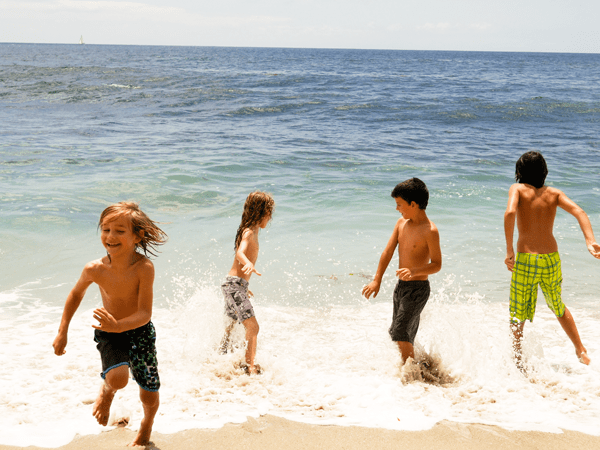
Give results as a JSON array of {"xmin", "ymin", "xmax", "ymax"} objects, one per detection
[
  {"xmin": 362, "ymin": 178, "xmax": 442, "ymax": 364},
  {"xmin": 505, "ymin": 151, "xmax": 600, "ymax": 368},
  {"xmin": 219, "ymin": 191, "xmax": 274, "ymax": 375},
  {"xmin": 53, "ymin": 202, "xmax": 167, "ymax": 447}
]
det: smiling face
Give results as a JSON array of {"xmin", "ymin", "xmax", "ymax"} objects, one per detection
[
  {"xmin": 394, "ymin": 197, "xmax": 415, "ymax": 219},
  {"xmin": 100, "ymin": 214, "xmax": 141, "ymax": 258}
]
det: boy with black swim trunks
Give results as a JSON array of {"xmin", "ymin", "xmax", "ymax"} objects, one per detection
[
  {"xmin": 53, "ymin": 202, "xmax": 167, "ymax": 447},
  {"xmin": 362, "ymin": 178, "xmax": 442, "ymax": 363},
  {"xmin": 504, "ymin": 151, "xmax": 600, "ymax": 369}
]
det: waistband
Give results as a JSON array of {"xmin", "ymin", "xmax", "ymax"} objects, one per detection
[{"xmin": 224, "ymin": 275, "xmax": 249, "ymax": 287}]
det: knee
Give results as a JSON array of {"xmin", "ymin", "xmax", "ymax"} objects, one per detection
[
  {"xmin": 140, "ymin": 389, "xmax": 160, "ymax": 408},
  {"xmin": 105, "ymin": 366, "xmax": 129, "ymax": 390}
]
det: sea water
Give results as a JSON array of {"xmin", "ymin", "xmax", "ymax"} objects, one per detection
[{"xmin": 1, "ymin": 44, "xmax": 600, "ymax": 447}]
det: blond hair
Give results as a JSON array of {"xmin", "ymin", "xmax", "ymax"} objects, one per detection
[
  {"xmin": 99, "ymin": 201, "xmax": 167, "ymax": 257},
  {"xmin": 234, "ymin": 191, "xmax": 275, "ymax": 251}
]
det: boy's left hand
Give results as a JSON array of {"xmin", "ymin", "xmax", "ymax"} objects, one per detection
[
  {"xmin": 396, "ymin": 268, "xmax": 412, "ymax": 281},
  {"xmin": 92, "ymin": 308, "xmax": 120, "ymax": 333}
]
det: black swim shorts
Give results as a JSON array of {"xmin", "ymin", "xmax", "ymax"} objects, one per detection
[
  {"xmin": 94, "ymin": 321, "xmax": 160, "ymax": 392},
  {"xmin": 389, "ymin": 279, "xmax": 430, "ymax": 345}
]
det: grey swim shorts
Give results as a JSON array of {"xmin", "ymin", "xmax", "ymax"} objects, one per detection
[
  {"xmin": 221, "ymin": 276, "xmax": 255, "ymax": 323},
  {"xmin": 388, "ymin": 279, "xmax": 430, "ymax": 345}
]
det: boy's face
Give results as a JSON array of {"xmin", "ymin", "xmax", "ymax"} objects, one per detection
[
  {"xmin": 395, "ymin": 197, "xmax": 416, "ymax": 219},
  {"xmin": 100, "ymin": 214, "xmax": 141, "ymax": 257}
]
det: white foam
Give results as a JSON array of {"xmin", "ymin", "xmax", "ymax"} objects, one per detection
[{"xmin": 2, "ymin": 276, "xmax": 600, "ymax": 447}]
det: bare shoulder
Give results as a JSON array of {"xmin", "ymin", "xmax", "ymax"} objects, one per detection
[
  {"xmin": 134, "ymin": 255, "xmax": 155, "ymax": 276},
  {"xmin": 83, "ymin": 258, "xmax": 105, "ymax": 275}
]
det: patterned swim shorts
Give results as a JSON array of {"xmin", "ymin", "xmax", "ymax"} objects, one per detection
[
  {"xmin": 221, "ymin": 276, "xmax": 255, "ymax": 323},
  {"xmin": 509, "ymin": 252, "xmax": 565, "ymax": 323},
  {"xmin": 94, "ymin": 321, "xmax": 160, "ymax": 392}
]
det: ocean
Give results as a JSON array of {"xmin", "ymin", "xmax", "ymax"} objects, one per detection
[{"xmin": 1, "ymin": 43, "xmax": 599, "ymax": 447}]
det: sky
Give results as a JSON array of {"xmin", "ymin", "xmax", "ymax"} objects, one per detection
[{"xmin": 1, "ymin": 0, "xmax": 599, "ymax": 53}]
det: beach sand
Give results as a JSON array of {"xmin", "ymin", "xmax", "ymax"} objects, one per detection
[{"xmin": 2, "ymin": 415, "xmax": 598, "ymax": 450}]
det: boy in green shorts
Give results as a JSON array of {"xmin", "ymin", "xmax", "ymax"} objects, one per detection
[{"xmin": 504, "ymin": 151, "xmax": 600, "ymax": 369}]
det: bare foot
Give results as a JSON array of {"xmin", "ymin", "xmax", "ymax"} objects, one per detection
[
  {"xmin": 578, "ymin": 351, "xmax": 591, "ymax": 365},
  {"xmin": 92, "ymin": 382, "xmax": 116, "ymax": 426},
  {"xmin": 128, "ymin": 417, "xmax": 153, "ymax": 447},
  {"xmin": 243, "ymin": 363, "xmax": 262, "ymax": 375}
]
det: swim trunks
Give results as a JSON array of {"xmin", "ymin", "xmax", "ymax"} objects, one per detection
[
  {"xmin": 221, "ymin": 276, "xmax": 255, "ymax": 323},
  {"xmin": 94, "ymin": 321, "xmax": 160, "ymax": 392},
  {"xmin": 509, "ymin": 252, "xmax": 565, "ymax": 323},
  {"xmin": 389, "ymin": 279, "xmax": 430, "ymax": 344}
]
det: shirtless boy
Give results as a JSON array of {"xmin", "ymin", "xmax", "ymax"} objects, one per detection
[
  {"xmin": 219, "ymin": 191, "xmax": 274, "ymax": 375},
  {"xmin": 504, "ymin": 151, "xmax": 600, "ymax": 368},
  {"xmin": 362, "ymin": 178, "xmax": 442, "ymax": 363},
  {"xmin": 53, "ymin": 202, "xmax": 167, "ymax": 447}
]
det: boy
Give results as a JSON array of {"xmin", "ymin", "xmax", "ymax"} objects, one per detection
[
  {"xmin": 504, "ymin": 151, "xmax": 600, "ymax": 368},
  {"xmin": 362, "ymin": 178, "xmax": 442, "ymax": 363},
  {"xmin": 219, "ymin": 191, "xmax": 274, "ymax": 375},
  {"xmin": 53, "ymin": 202, "xmax": 167, "ymax": 447}
]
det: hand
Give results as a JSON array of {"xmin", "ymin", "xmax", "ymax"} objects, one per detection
[
  {"xmin": 361, "ymin": 280, "xmax": 380, "ymax": 299},
  {"xmin": 242, "ymin": 262, "xmax": 261, "ymax": 276},
  {"xmin": 248, "ymin": 289, "xmax": 254, "ymax": 298},
  {"xmin": 396, "ymin": 268, "xmax": 412, "ymax": 281},
  {"xmin": 92, "ymin": 308, "xmax": 120, "ymax": 333},
  {"xmin": 588, "ymin": 242, "xmax": 600, "ymax": 259},
  {"xmin": 505, "ymin": 251, "xmax": 515, "ymax": 271},
  {"xmin": 53, "ymin": 333, "xmax": 67, "ymax": 356}
]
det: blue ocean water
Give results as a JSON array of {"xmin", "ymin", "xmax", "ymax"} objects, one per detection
[{"xmin": 1, "ymin": 44, "xmax": 600, "ymax": 446}]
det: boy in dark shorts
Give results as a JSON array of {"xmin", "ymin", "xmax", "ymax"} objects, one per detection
[
  {"xmin": 53, "ymin": 202, "xmax": 167, "ymax": 447},
  {"xmin": 504, "ymin": 151, "xmax": 600, "ymax": 369},
  {"xmin": 362, "ymin": 178, "xmax": 442, "ymax": 363}
]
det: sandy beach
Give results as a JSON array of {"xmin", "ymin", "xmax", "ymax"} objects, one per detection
[{"xmin": 2, "ymin": 415, "xmax": 599, "ymax": 450}]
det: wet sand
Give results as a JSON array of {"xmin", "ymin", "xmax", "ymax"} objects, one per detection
[{"xmin": 2, "ymin": 415, "xmax": 599, "ymax": 450}]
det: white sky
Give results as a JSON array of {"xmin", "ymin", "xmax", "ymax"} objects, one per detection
[{"xmin": 1, "ymin": 0, "xmax": 599, "ymax": 52}]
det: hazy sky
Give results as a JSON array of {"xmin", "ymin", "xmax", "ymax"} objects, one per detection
[{"xmin": 1, "ymin": 0, "xmax": 599, "ymax": 52}]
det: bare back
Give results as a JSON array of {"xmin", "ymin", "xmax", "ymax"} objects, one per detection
[{"xmin": 513, "ymin": 184, "xmax": 560, "ymax": 254}]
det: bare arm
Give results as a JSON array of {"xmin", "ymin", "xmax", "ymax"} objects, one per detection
[
  {"xmin": 53, "ymin": 265, "xmax": 94, "ymax": 355},
  {"xmin": 362, "ymin": 222, "xmax": 399, "ymax": 299},
  {"xmin": 504, "ymin": 184, "xmax": 519, "ymax": 271},
  {"xmin": 558, "ymin": 191, "xmax": 600, "ymax": 259},
  {"xmin": 93, "ymin": 260, "xmax": 156, "ymax": 333},
  {"xmin": 236, "ymin": 229, "xmax": 261, "ymax": 276}
]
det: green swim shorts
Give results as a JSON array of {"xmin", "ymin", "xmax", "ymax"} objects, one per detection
[{"xmin": 509, "ymin": 252, "xmax": 565, "ymax": 323}]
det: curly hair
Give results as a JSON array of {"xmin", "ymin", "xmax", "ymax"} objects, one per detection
[
  {"xmin": 234, "ymin": 191, "xmax": 275, "ymax": 251},
  {"xmin": 98, "ymin": 201, "xmax": 167, "ymax": 258}
]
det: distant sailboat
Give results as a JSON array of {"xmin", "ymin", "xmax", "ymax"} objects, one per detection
[{"xmin": 79, "ymin": 35, "xmax": 84, "ymax": 45}]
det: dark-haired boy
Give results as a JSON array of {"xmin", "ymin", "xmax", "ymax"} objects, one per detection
[
  {"xmin": 362, "ymin": 178, "xmax": 442, "ymax": 363},
  {"xmin": 504, "ymin": 151, "xmax": 600, "ymax": 368}
]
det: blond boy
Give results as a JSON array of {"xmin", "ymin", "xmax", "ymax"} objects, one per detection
[{"xmin": 53, "ymin": 202, "xmax": 167, "ymax": 447}]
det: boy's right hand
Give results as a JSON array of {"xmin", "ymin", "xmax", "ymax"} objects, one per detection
[
  {"xmin": 505, "ymin": 251, "xmax": 515, "ymax": 272},
  {"xmin": 362, "ymin": 280, "xmax": 380, "ymax": 299},
  {"xmin": 588, "ymin": 242, "xmax": 600, "ymax": 259},
  {"xmin": 53, "ymin": 333, "xmax": 67, "ymax": 356},
  {"xmin": 242, "ymin": 262, "xmax": 261, "ymax": 276}
]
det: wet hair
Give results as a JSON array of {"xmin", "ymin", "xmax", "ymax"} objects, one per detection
[
  {"xmin": 98, "ymin": 201, "xmax": 167, "ymax": 258},
  {"xmin": 515, "ymin": 151, "xmax": 548, "ymax": 189},
  {"xmin": 391, "ymin": 177, "xmax": 429, "ymax": 210},
  {"xmin": 234, "ymin": 191, "xmax": 275, "ymax": 251}
]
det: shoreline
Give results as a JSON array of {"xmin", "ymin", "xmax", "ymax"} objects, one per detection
[{"xmin": 2, "ymin": 415, "xmax": 600, "ymax": 450}]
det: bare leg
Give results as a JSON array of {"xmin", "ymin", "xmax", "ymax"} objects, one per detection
[
  {"xmin": 557, "ymin": 307, "xmax": 590, "ymax": 365},
  {"xmin": 242, "ymin": 317, "xmax": 260, "ymax": 374},
  {"xmin": 129, "ymin": 388, "xmax": 159, "ymax": 447},
  {"xmin": 510, "ymin": 321, "xmax": 526, "ymax": 373},
  {"xmin": 396, "ymin": 341, "xmax": 414, "ymax": 364},
  {"xmin": 219, "ymin": 319, "xmax": 235, "ymax": 354},
  {"xmin": 93, "ymin": 365, "xmax": 129, "ymax": 426}
]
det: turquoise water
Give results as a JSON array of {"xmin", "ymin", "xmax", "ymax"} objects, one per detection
[{"xmin": 1, "ymin": 44, "xmax": 600, "ymax": 446}]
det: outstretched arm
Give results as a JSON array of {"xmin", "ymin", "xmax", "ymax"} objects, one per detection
[
  {"xmin": 53, "ymin": 265, "xmax": 94, "ymax": 355},
  {"xmin": 362, "ymin": 222, "xmax": 399, "ymax": 299},
  {"xmin": 558, "ymin": 192, "xmax": 600, "ymax": 259},
  {"xmin": 504, "ymin": 184, "xmax": 520, "ymax": 271}
]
